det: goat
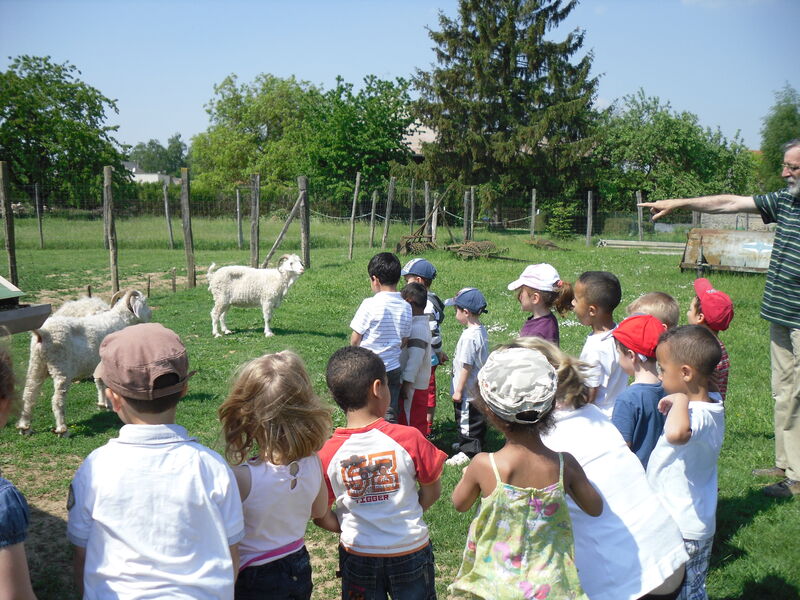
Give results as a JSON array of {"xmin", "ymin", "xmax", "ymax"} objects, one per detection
[
  {"xmin": 52, "ymin": 295, "xmax": 111, "ymax": 318},
  {"xmin": 207, "ymin": 254, "xmax": 304, "ymax": 338},
  {"xmin": 16, "ymin": 290, "xmax": 152, "ymax": 436}
]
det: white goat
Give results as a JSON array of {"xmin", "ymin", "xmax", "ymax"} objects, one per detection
[
  {"xmin": 52, "ymin": 295, "xmax": 111, "ymax": 318},
  {"xmin": 207, "ymin": 254, "xmax": 305, "ymax": 338},
  {"xmin": 16, "ymin": 290, "xmax": 152, "ymax": 436}
]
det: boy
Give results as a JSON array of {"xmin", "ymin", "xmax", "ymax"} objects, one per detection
[
  {"xmin": 611, "ymin": 314, "xmax": 667, "ymax": 468},
  {"xmin": 627, "ymin": 291, "xmax": 680, "ymax": 330},
  {"xmin": 399, "ymin": 282, "xmax": 433, "ymax": 435},
  {"xmin": 402, "ymin": 257, "xmax": 447, "ymax": 437},
  {"xmin": 351, "ymin": 252, "xmax": 412, "ymax": 423},
  {"xmin": 647, "ymin": 325, "xmax": 724, "ymax": 600},
  {"xmin": 571, "ymin": 271, "xmax": 628, "ymax": 417},
  {"xmin": 67, "ymin": 323, "xmax": 244, "ymax": 598},
  {"xmin": 687, "ymin": 278, "xmax": 734, "ymax": 402},
  {"xmin": 318, "ymin": 346, "xmax": 446, "ymax": 599},
  {"xmin": 446, "ymin": 287, "xmax": 489, "ymax": 466}
]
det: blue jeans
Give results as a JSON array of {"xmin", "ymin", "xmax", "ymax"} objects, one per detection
[
  {"xmin": 338, "ymin": 544, "xmax": 436, "ymax": 600},
  {"xmin": 235, "ymin": 546, "xmax": 313, "ymax": 600}
]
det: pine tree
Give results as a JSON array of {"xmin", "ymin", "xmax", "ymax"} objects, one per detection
[{"xmin": 414, "ymin": 0, "xmax": 598, "ymax": 216}]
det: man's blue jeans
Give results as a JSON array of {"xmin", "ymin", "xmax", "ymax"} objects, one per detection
[{"xmin": 338, "ymin": 543, "xmax": 436, "ymax": 599}]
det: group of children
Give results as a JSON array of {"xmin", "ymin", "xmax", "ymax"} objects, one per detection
[{"xmin": 1, "ymin": 251, "xmax": 737, "ymax": 599}]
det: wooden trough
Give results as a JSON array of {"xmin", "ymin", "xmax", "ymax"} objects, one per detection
[
  {"xmin": 680, "ymin": 228, "xmax": 774, "ymax": 274},
  {"xmin": 597, "ymin": 239, "xmax": 685, "ymax": 255}
]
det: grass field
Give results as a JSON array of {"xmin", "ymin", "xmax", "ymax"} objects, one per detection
[{"xmin": 1, "ymin": 216, "xmax": 798, "ymax": 599}]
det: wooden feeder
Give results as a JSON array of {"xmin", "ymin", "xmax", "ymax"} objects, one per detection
[{"xmin": 0, "ymin": 275, "xmax": 51, "ymax": 334}]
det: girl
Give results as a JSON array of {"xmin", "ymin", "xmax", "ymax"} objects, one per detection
[
  {"xmin": 449, "ymin": 342, "xmax": 602, "ymax": 600},
  {"xmin": 218, "ymin": 351, "xmax": 332, "ymax": 600},
  {"xmin": 507, "ymin": 263, "xmax": 573, "ymax": 345}
]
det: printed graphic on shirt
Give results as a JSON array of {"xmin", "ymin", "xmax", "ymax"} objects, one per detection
[{"xmin": 339, "ymin": 451, "xmax": 400, "ymax": 503}]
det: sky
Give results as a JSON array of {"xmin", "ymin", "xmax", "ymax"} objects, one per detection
[{"xmin": 1, "ymin": 0, "xmax": 798, "ymax": 151}]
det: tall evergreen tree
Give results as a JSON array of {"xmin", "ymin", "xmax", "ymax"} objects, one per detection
[
  {"xmin": 759, "ymin": 84, "xmax": 800, "ymax": 192},
  {"xmin": 414, "ymin": 0, "xmax": 598, "ymax": 215}
]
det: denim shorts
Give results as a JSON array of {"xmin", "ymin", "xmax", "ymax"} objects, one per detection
[
  {"xmin": 0, "ymin": 477, "xmax": 30, "ymax": 549},
  {"xmin": 338, "ymin": 543, "xmax": 436, "ymax": 600},
  {"xmin": 235, "ymin": 546, "xmax": 313, "ymax": 600}
]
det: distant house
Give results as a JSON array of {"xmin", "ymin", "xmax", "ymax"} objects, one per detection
[
  {"xmin": 403, "ymin": 124, "xmax": 436, "ymax": 163},
  {"xmin": 122, "ymin": 161, "xmax": 180, "ymax": 185}
]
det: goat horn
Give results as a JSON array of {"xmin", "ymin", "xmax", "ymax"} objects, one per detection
[{"xmin": 110, "ymin": 291, "xmax": 123, "ymax": 306}]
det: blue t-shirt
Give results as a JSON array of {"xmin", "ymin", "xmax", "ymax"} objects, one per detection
[
  {"xmin": 0, "ymin": 477, "xmax": 30, "ymax": 548},
  {"xmin": 611, "ymin": 383, "xmax": 666, "ymax": 469}
]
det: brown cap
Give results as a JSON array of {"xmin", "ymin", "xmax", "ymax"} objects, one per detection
[{"xmin": 94, "ymin": 323, "xmax": 192, "ymax": 400}]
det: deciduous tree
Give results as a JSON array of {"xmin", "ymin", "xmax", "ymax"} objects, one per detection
[
  {"xmin": 759, "ymin": 84, "xmax": 800, "ymax": 191},
  {"xmin": 129, "ymin": 133, "xmax": 187, "ymax": 176}
]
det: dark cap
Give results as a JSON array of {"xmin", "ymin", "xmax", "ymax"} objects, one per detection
[
  {"xmin": 444, "ymin": 287, "xmax": 488, "ymax": 314},
  {"xmin": 401, "ymin": 258, "xmax": 437, "ymax": 281},
  {"xmin": 94, "ymin": 323, "xmax": 192, "ymax": 400}
]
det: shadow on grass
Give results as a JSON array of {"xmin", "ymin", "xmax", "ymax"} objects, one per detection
[
  {"xmin": 716, "ymin": 574, "xmax": 799, "ymax": 600},
  {"xmin": 27, "ymin": 504, "xmax": 77, "ymax": 599},
  {"xmin": 217, "ymin": 326, "xmax": 347, "ymax": 339}
]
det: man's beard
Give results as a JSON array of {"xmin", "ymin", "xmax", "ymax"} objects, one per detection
[{"xmin": 788, "ymin": 177, "xmax": 800, "ymax": 197}]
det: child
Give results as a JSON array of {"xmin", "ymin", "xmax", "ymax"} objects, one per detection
[
  {"xmin": 571, "ymin": 271, "xmax": 627, "ymax": 418},
  {"xmin": 627, "ymin": 291, "xmax": 680, "ymax": 330},
  {"xmin": 351, "ymin": 252, "xmax": 412, "ymax": 423},
  {"xmin": 402, "ymin": 257, "xmax": 447, "ymax": 437},
  {"xmin": 647, "ymin": 325, "xmax": 724, "ymax": 600},
  {"xmin": 446, "ymin": 287, "xmax": 490, "ymax": 466},
  {"xmin": 317, "ymin": 346, "xmax": 447, "ymax": 599},
  {"xmin": 450, "ymin": 345, "xmax": 602, "ymax": 599},
  {"xmin": 506, "ymin": 263, "xmax": 573, "ymax": 345},
  {"xmin": 67, "ymin": 323, "xmax": 244, "ymax": 598},
  {"xmin": 218, "ymin": 351, "xmax": 332, "ymax": 600},
  {"xmin": 610, "ymin": 314, "xmax": 667, "ymax": 468},
  {"xmin": 687, "ymin": 278, "xmax": 734, "ymax": 402},
  {"xmin": 399, "ymin": 282, "xmax": 433, "ymax": 435}
]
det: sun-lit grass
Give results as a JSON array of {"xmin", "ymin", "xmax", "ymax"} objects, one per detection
[{"xmin": 2, "ymin": 216, "xmax": 798, "ymax": 599}]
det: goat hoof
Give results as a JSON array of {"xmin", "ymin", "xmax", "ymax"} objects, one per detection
[
  {"xmin": 17, "ymin": 427, "xmax": 33, "ymax": 436},
  {"xmin": 53, "ymin": 428, "xmax": 71, "ymax": 438},
  {"xmin": 264, "ymin": 332, "xmax": 274, "ymax": 338},
  {"xmin": 213, "ymin": 333, "xmax": 222, "ymax": 338}
]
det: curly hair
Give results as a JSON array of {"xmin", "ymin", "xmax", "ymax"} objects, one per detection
[{"xmin": 218, "ymin": 351, "xmax": 332, "ymax": 466}]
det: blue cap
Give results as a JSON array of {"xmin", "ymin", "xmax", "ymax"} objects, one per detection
[
  {"xmin": 401, "ymin": 258, "xmax": 437, "ymax": 281},
  {"xmin": 445, "ymin": 287, "xmax": 488, "ymax": 314}
]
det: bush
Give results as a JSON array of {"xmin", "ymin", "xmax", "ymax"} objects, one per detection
[{"xmin": 546, "ymin": 201, "xmax": 576, "ymax": 239}]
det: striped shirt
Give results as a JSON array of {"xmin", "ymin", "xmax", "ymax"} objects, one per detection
[
  {"xmin": 754, "ymin": 189, "xmax": 800, "ymax": 328},
  {"xmin": 351, "ymin": 291, "xmax": 412, "ymax": 371}
]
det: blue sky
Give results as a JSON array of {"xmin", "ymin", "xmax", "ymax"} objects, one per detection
[{"xmin": 1, "ymin": 0, "xmax": 797, "ymax": 150}]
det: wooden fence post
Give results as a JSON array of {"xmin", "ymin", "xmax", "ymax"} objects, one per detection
[
  {"xmin": 431, "ymin": 192, "xmax": 439, "ymax": 244},
  {"xmin": 104, "ymin": 166, "xmax": 119, "ymax": 294},
  {"xmin": 469, "ymin": 186, "xmax": 475, "ymax": 240},
  {"xmin": 180, "ymin": 168, "xmax": 196, "ymax": 288},
  {"xmin": 409, "ymin": 178, "xmax": 416, "ymax": 234},
  {"xmin": 262, "ymin": 189, "xmax": 304, "ymax": 267},
  {"xmin": 381, "ymin": 177, "xmax": 396, "ymax": 250},
  {"xmin": 235, "ymin": 188, "xmax": 243, "ymax": 250},
  {"xmin": 462, "ymin": 191, "xmax": 469, "ymax": 241},
  {"xmin": 35, "ymin": 182, "xmax": 44, "ymax": 249},
  {"xmin": 298, "ymin": 176, "xmax": 310, "ymax": 268},
  {"xmin": 163, "ymin": 181, "xmax": 174, "ymax": 250},
  {"xmin": 0, "ymin": 162, "xmax": 17, "ymax": 286},
  {"xmin": 424, "ymin": 181, "xmax": 431, "ymax": 237},
  {"xmin": 586, "ymin": 190, "xmax": 593, "ymax": 247},
  {"xmin": 369, "ymin": 190, "xmax": 378, "ymax": 248},
  {"xmin": 530, "ymin": 188, "xmax": 537, "ymax": 240},
  {"xmin": 636, "ymin": 190, "xmax": 644, "ymax": 241},
  {"xmin": 250, "ymin": 174, "xmax": 260, "ymax": 268},
  {"xmin": 171, "ymin": 267, "xmax": 176, "ymax": 293},
  {"xmin": 348, "ymin": 172, "xmax": 361, "ymax": 260}
]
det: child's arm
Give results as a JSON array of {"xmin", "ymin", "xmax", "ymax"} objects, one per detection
[
  {"xmin": 451, "ymin": 454, "xmax": 488, "ymax": 512},
  {"xmin": 313, "ymin": 509, "xmax": 341, "ymax": 533},
  {"xmin": 660, "ymin": 393, "xmax": 692, "ymax": 445},
  {"xmin": 231, "ymin": 464, "xmax": 251, "ymax": 502},
  {"xmin": 229, "ymin": 544, "xmax": 240, "ymax": 581},
  {"xmin": 418, "ymin": 479, "xmax": 442, "ymax": 512},
  {"xmin": 72, "ymin": 545, "xmax": 86, "ymax": 595},
  {"xmin": 350, "ymin": 331, "xmax": 363, "ymax": 346},
  {"xmin": 452, "ymin": 363, "xmax": 472, "ymax": 402},
  {"xmin": 311, "ymin": 476, "xmax": 330, "ymax": 520},
  {"xmin": 563, "ymin": 453, "xmax": 603, "ymax": 517}
]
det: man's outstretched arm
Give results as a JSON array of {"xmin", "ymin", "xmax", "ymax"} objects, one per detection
[{"xmin": 639, "ymin": 194, "xmax": 758, "ymax": 221}]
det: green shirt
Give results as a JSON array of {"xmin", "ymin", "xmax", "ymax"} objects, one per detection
[{"xmin": 754, "ymin": 189, "xmax": 800, "ymax": 328}]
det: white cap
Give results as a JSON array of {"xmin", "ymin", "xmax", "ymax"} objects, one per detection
[{"xmin": 507, "ymin": 263, "xmax": 561, "ymax": 292}]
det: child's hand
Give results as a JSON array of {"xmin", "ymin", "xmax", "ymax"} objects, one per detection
[
  {"xmin": 438, "ymin": 350, "xmax": 449, "ymax": 364},
  {"xmin": 658, "ymin": 393, "xmax": 688, "ymax": 415},
  {"xmin": 452, "ymin": 391, "xmax": 462, "ymax": 403}
]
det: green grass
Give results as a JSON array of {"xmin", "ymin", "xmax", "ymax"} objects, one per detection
[{"xmin": 2, "ymin": 216, "xmax": 798, "ymax": 599}]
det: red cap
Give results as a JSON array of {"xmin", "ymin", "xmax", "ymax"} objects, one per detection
[
  {"xmin": 693, "ymin": 278, "xmax": 734, "ymax": 331},
  {"xmin": 612, "ymin": 314, "xmax": 665, "ymax": 358}
]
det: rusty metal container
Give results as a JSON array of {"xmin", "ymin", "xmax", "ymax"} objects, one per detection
[{"xmin": 680, "ymin": 228, "xmax": 773, "ymax": 274}]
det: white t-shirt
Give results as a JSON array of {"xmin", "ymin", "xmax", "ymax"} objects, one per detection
[
  {"xmin": 542, "ymin": 405, "xmax": 689, "ymax": 600},
  {"xmin": 67, "ymin": 424, "xmax": 244, "ymax": 600},
  {"xmin": 350, "ymin": 291, "xmax": 412, "ymax": 371},
  {"xmin": 238, "ymin": 454, "xmax": 323, "ymax": 569},
  {"xmin": 451, "ymin": 324, "xmax": 489, "ymax": 402},
  {"xmin": 401, "ymin": 314, "xmax": 432, "ymax": 389},
  {"xmin": 580, "ymin": 329, "xmax": 628, "ymax": 417},
  {"xmin": 646, "ymin": 399, "xmax": 725, "ymax": 541}
]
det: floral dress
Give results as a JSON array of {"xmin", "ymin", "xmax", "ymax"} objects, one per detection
[{"xmin": 450, "ymin": 453, "xmax": 587, "ymax": 600}]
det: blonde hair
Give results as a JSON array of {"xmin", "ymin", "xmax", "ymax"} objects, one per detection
[
  {"xmin": 218, "ymin": 351, "xmax": 332, "ymax": 465},
  {"xmin": 500, "ymin": 337, "xmax": 591, "ymax": 410},
  {"xmin": 627, "ymin": 292, "xmax": 679, "ymax": 329}
]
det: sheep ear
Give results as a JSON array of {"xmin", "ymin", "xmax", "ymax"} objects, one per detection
[{"xmin": 127, "ymin": 291, "xmax": 147, "ymax": 319}]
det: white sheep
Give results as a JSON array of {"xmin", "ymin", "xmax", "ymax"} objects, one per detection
[
  {"xmin": 16, "ymin": 290, "xmax": 152, "ymax": 436},
  {"xmin": 207, "ymin": 254, "xmax": 305, "ymax": 338},
  {"xmin": 52, "ymin": 295, "xmax": 111, "ymax": 318}
]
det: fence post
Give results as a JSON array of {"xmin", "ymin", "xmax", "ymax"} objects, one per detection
[
  {"xmin": 250, "ymin": 174, "xmax": 260, "ymax": 268},
  {"xmin": 348, "ymin": 172, "xmax": 361, "ymax": 260},
  {"xmin": 0, "ymin": 162, "xmax": 17, "ymax": 286},
  {"xmin": 462, "ymin": 191, "xmax": 469, "ymax": 241},
  {"xmin": 431, "ymin": 192, "xmax": 439, "ymax": 244},
  {"xmin": 692, "ymin": 210, "xmax": 701, "ymax": 227},
  {"xmin": 103, "ymin": 166, "xmax": 119, "ymax": 294},
  {"xmin": 530, "ymin": 188, "xmax": 536, "ymax": 240},
  {"xmin": 469, "ymin": 186, "xmax": 475, "ymax": 240},
  {"xmin": 586, "ymin": 190, "xmax": 593, "ymax": 247},
  {"xmin": 636, "ymin": 190, "xmax": 644, "ymax": 241},
  {"xmin": 235, "ymin": 188, "xmax": 243, "ymax": 250},
  {"xmin": 263, "ymin": 189, "xmax": 305, "ymax": 267},
  {"xmin": 35, "ymin": 182, "xmax": 44, "ymax": 249},
  {"xmin": 369, "ymin": 190, "xmax": 378, "ymax": 248},
  {"xmin": 409, "ymin": 178, "xmax": 416, "ymax": 234},
  {"xmin": 298, "ymin": 176, "xmax": 310, "ymax": 268},
  {"xmin": 424, "ymin": 181, "xmax": 431, "ymax": 237},
  {"xmin": 180, "ymin": 168, "xmax": 196, "ymax": 288},
  {"xmin": 163, "ymin": 181, "xmax": 174, "ymax": 250},
  {"xmin": 381, "ymin": 177, "xmax": 396, "ymax": 250}
]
